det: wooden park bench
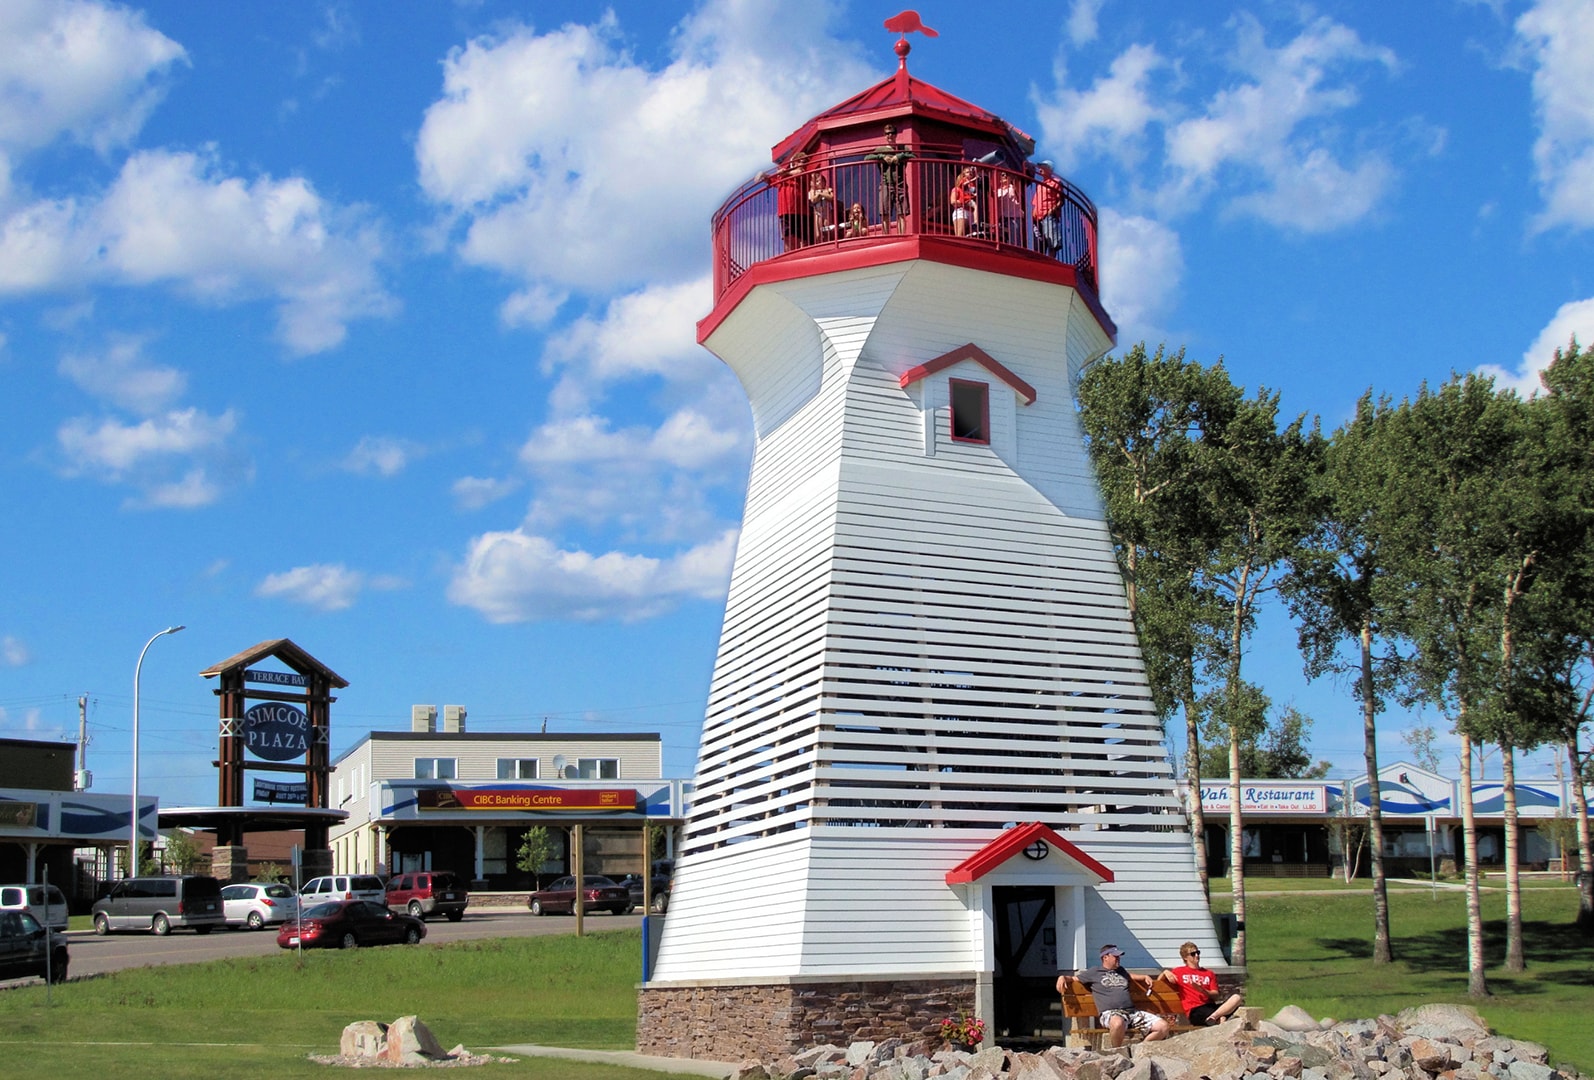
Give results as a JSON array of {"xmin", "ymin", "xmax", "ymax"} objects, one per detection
[{"xmin": 1057, "ymin": 977, "xmax": 1198, "ymax": 1050}]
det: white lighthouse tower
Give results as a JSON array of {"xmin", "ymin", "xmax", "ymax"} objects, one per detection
[{"xmin": 638, "ymin": 36, "xmax": 1222, "ymax": 1061}]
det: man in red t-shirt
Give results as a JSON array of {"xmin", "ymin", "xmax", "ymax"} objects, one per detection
[{"xmin": 1163, "ymin": 941, "xmax": 1243, "ymax": 1025}]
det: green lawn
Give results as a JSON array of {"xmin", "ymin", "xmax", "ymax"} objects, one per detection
[
  {"xmin": 1224, "ymin": 882, "xmax": 1594, "ymax": 1073},
  {"xmin": 0, "ymin": 931, "xmax": 656, "ymax": 1080}
]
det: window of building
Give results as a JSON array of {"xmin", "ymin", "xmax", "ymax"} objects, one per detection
[
  {"xmin": 497, "ymin": 758, "xmax": 539, "ymax": 780},
  {"xmin": 414, "ymin": 757, "xmax": 457, "ymax": 780},
  {"xmin": 949, "ymin": 379, "xmax": 990, "ymax": 444},
  {"xmin": 576, "ymin": 758, "xmax": 619, "ymax": 779}
]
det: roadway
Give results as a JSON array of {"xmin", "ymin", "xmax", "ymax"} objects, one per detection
[{"xmin": 53, "ymin": 907, "xmax": 645, "ymax": 980}]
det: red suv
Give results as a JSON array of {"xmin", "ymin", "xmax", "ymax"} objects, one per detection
[{"xmin": 385, "ymin": 871, "xmax": 468, "ymax": 922}]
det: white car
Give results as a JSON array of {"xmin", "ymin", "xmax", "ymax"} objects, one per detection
[
  {"xmin": 298, "ymin": 874, "xmax": 385, "ymax": 908},
  {"xmin": 0, "ymin": 884, "xmax": 68, "ymax": 932},
  {"xmin": 221, "ymin": 882, "xmax": 299, "ymax": 930}
]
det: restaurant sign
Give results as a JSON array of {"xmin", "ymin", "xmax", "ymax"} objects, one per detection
[
  {"xmin": 1199, "ymin": 783, "xmax": 1328, "ymax": 814},
  {"xmin": 416, "ymin": 787, "xmax": 639, "ymax": 812}
]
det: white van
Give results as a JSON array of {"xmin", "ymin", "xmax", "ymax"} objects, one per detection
[
  {"xmin": 299, "ymin": 874, "xmax": 385, "ymax": 907},
  {"xmin": 0, "ymin": 883, "xmax": 69, "ymax": 931}
]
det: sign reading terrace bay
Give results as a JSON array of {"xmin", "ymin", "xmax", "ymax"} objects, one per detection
[{"xmin": 416, "ymin": 787, "xmax": 639, "ymax": 811}]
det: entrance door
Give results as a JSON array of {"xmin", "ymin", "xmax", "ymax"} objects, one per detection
[{"xmin": 992, "ymin": 885, "xmax": 1058, "ymax": 1039}]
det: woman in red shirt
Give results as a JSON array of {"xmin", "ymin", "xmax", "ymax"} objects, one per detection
[{"xmin": 1163, "ymin": 942, "xmax": 1243, "ymax": 1025}]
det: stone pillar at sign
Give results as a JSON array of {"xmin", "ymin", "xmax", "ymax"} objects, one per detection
[
  {"xmin": 301, "ymin": 848, "xmax": 333, "ymax": 880},
  {"xmin": 211, "ymin": 845, "xmax": 250, "ymax": 882}
]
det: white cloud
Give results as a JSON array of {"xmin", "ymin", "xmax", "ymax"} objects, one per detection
[
  {"xmin": 452, "ymin": 475, "xmax": 521, "ymax": 510},
  {"xmin": 58, "ymin": 337, "xmax": 184, "ymax": 414},
  {"xmin": 1477, "ymin": 296, "xmax": 1594, "ymax": 396},
  {"xmin": 56, "ymin": 406, "xmax": 240, "ymax": 508},
  {"xmin": 1, "ymin": 636, "xmax": 30, "ymax": 667},
  {"xmin": 447, "ymin": 527, "xmax": 737, "ymax": 623},
  {"xmin": 0, "ymin": 149, "xmax": 394, "ymax": 354},
  {"xmin": 343, "ymin": 435, "xmax": 424, "ymax": 477},
  {"xmin": 1036, "ymin": 43, "xmax": 1167, "ymax": 172},
  {"xmin": 1517, "ymin": 0, "xmax": 1594, "ymax": 231},
  {"xmin": 0, "ymin": 0, "xmax": 186, "ymax": 159},
  {"xmin": 255, "ymin": 563, "xmax": 399, "ymax": 612},
  {"xmin": 1098, "ymin": 209, "xmax": 1184, "ymax": 347},
  {"xmin": 1067, "ymin": 0, "xmax": 1104, "ymax": 47},
  {"xmin": 1161, "ymin": 15, "xmax": 1399, "ymax": 230},
  {"xmin": 414, "ymin": 1, "xmax": 872, "ymax": 295}
]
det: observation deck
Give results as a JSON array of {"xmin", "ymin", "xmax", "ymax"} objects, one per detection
[{"xmin": 699, "ymin": 40, "xmax": 1111, "ymax": 344}]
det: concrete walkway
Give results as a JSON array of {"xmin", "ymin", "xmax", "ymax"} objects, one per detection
[{"xmin": 489, "ymin": 1043, "xmax": 739, "ymax": 1078}]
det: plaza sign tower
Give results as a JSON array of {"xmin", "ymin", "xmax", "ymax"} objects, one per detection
[{"xmin": 637, "ymin": 27, "xmax": 1221, "ymax": 1061}]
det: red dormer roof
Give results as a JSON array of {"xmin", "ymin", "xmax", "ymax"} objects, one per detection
[
  {"xmin": 945, "ymin": 822, "xmax": 1115, "ymax": 884},
  {"xmin": 900, "ymin": 343, "xmax": 1038, "ymax": 405},
  {"xmin": 771, "ymin": 50, "xmax": 1035, "ymax": 164}
]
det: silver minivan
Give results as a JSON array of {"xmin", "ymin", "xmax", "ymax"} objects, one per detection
[
  {"xmin": 299, "ymin": 874, "xmax": 385, "ymax": 907},
  {"xmin": 0, "ymin": 884, "xmax": 68, "ymax": 932},
  {"xmin": 91, "ymin": 875, "xmax": 224, "ymax": 935}
]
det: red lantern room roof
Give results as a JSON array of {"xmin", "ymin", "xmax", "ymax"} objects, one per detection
[{"xmin": 771, "ymin": 44, "xmax": 1036, "ymax": 167}]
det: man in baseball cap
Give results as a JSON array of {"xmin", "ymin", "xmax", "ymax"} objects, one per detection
[{"xmin": 1056, "ymin": 944, "xmax": 1171, "ymax": 1047}]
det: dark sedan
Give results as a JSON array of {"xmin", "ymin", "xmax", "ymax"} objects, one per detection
[
  {"xmin": 0, "ymin": 910, "xmax": 68, "ymax": 983},
  {"xmin": 615, "ymin": 873, "xmax": 670, "ymax": 914},
  {"xmin": 528, "ymin": 875, "xmax": 633, "ymax": 915},
  {"xmin": 275, "ymin": 900, "xmax": 426, "ymax": 950}
]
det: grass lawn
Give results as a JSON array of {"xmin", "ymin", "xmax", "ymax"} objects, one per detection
[
  {"xmin": 0, "ymin": 931, "xmax": 656, "ymax": 1080},
  {"xmin": 1218, "ymin": 882, "xmax": 1594, "ymax": 1073}
]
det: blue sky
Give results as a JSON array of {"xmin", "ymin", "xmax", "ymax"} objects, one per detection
[{"xmin": 2, "ymin": 0, "xmax": 1590, "ymax": 807}]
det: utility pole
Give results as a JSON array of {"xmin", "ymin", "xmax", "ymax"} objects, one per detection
[{"xmin": 76, "ymin": 695, "xmax": 89, "ymax": 789}]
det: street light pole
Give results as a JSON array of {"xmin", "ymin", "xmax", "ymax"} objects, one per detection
[{"xmin": 130, "ymin": 625, "xmax": 185, "ymax": 877}]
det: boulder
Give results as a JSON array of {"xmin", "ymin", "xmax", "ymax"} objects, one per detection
[
  {"xmin": 1408, "ymin": 1038, "xmax": 1456, "ymax": 1072},
  {"xmin": 1274, "ymin": 1007, "xmax": 1323, "ymax": 1033},
  {"xmin": 338, "ymin": 1020, "xmax": 387, "ymax": 1059},
  {"xmin": 1128, "ymin": 1019, "xmax": 1248, "ymax": 1078},
  {"xmin": 1395, "ymin": 1005, "xmax": 1489, "ymax": 1040},
  {"xmin": 385, "ymin": 1015, "xmax": 447, "ymax": 1065},
  {"xmin": 732, "ymin": 1065, "xmax": 771, "ymax": 1080},
  {"xmin": 1506, "ymin": 1063, "xmax": 1557, "ymax": 1080},
  {"xmin": 849, "ymin": 1042, "xmax": 879, "ymax": 1066}
]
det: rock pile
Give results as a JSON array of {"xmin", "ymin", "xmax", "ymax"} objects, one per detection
[
  {"xmin": 730, "ymin": 1004, "xmax": 1583, "ymax": 1080},
  {"xmin": 311, "ymin": 1016, "xmax": 514, "ymax": 1068}
]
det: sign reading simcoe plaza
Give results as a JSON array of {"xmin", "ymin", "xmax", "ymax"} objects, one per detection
[
  {"xmin": 243, "ymin": 702, "xmax": 311, "ymax": 762},
  {"xmin": 1199, "ymin": 783, "xmax": 1328, "ymax": 814},
  {"xmin": 416, "ymin": 787, "xmax": 640, "ymax": 812}
]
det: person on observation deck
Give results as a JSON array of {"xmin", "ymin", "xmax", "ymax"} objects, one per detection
[
  {"xmin": 1031, "ymin": 160, "xmax": 1064, "ymax": 256},
  {"xmin": 773, "ymin": 151, "xmax": 810, "ymax": 251},
  {"xmin": 868, "ymin": 124, "xmax": 913, "ymax": 234},
  {"xmin": 995, "ymin": 171, "xmax": 1023, "ymax": 246},
  {"xmin": 809, "ymin": 170, "xmax": 836, "ymax": 242},
  {"xmin": 1162, "ymin": 942, "xmax": 1243, "ymax": 1026},
  {"xmin": 950, "ymin": 165, "xmax": 979, "ymax": 237}
]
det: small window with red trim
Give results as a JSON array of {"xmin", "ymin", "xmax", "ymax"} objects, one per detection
[{"xmin": 949, "ymin": 379, "xmax": 990, "ymax": 444}]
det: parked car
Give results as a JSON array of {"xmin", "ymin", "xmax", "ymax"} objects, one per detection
[
  {"xmin": 0, "ymin": 883, "xmax": 68, "ymax": 931},
  {"xmin": 298, "ymin": 874, "xmax": 386, "ymax": 907},
  {"xmin": 91, "ymin": 875, "xmax": 224, "ymax": 935},
  {"xmin": 221, "ymin": 882, "xmax": 299, "ymax": 929},
  {"xmin": 615, "ymin": 873, "xmax": 670, "ymax": 914},
  {"xmin": 528, "ymin": 875, "xmax": 633, "ymax": 916},
  {"xmin": 276, "ymin": 900, "xmax": 426, "ymax": 950},
  {"xmin": 0, "ymin": 910, "xmax": 68, "ymax": 983},
  {"xmin": 385, "ymin": 871, "xmax": 468, "ymax": 922}
]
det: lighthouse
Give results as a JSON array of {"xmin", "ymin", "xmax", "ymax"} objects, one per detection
[{"xmin": 638, "ymin": 34, "xmax": 1223, "ymax": 1061}]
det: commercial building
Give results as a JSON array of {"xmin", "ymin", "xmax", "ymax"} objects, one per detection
[{"xmin": 328, "ymin": 706, "xmax": 688, "ymax": 887}]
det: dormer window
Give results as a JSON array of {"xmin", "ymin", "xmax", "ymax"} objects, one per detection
[{"xmin": 949, "ymin": 379, "xmax": 990, "ymax": 444}]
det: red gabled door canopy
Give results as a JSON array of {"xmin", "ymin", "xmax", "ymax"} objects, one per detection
[{"xmin": 945, "ymin": 821, "xmax": 1115, "ymax": 884}]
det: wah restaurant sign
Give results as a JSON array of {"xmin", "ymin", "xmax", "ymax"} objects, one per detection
[
  {"xmin": 1199, "ymin": 783, "xmax": 1328, "ymax": 814},
  {"xmin": 417, "ymin": 787, "xmax": 639, "ymax": 812}
]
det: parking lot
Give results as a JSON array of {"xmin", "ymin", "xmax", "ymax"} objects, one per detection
[{"xmin": 18, "ymin": 907, "xmax": 646, "ymax": 982}]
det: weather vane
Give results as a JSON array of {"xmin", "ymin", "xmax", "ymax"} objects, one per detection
[{"xmin": 883, "ymin": 10, "xmax": 939, "ymax": 40}]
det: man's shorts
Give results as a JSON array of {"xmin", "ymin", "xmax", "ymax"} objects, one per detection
[{"xmin": 1101, "ymin": 1008, "xmax": 1161, "ymax": 1033}]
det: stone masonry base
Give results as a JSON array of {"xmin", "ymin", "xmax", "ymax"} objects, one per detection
[{"xmin": 637, "ymin": 977, "xmax": 977, "ymax": 1062}]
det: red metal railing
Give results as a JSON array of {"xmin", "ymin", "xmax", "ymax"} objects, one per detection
[{"xmin": 710, "ymin": 154, "xmax": 1099, "ymax": 302}]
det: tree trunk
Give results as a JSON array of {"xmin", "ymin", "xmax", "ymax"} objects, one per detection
[
  {"xmin": 1570, "ymin": 734, "xmax": 1594, "ymax": 931},
  {"xmin": 1459, "ymin": 731, "xmax": 1489, "ymax": 997},
  {"xmin": 1361, "ymin": 621, "xmax": 1392, "ymax": 963},
  {"xmin": 1187, "ymin": 693, "xmax": 1209, "ymax": 903},
  {"xmin": 1502, "ymin": 741, "xmax": 1524, "ymax": 971},
  {"xmin": 1229, "ymin": 723, "xmax": 1246, "ymax": 967}
]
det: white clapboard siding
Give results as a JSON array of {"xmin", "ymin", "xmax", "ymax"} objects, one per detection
[{"xmin": 649, "ymin": 258, "xmax": 1221, "ymax": 984}]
